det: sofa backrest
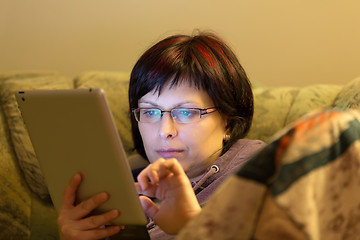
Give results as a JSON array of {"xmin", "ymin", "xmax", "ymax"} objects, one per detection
[
  {"xmin": 1, "ymin": 71, "xmax": 360, "ymax": 205},
  {"xmin": 248, "ymin": 77, "xmax": 360, "ymax": 143}
]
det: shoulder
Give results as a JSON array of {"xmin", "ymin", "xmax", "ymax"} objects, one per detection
[
  {"xmin": 227, "ymin": 139, "xmax": 266, "ymax": 161},
  {"xmin": 215, "ymin": 139, "xmax": 266, "ymax": 174},
  {"xmin": 231, "ymin": 139, "xmax": 266, "ymax": 156}
]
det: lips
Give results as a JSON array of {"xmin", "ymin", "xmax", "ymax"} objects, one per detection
[{"xmin": 156, "ymin": 149, "xmax": 184, "ymax": 158}]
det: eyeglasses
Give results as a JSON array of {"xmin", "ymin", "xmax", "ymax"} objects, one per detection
[{"xmin": 132, "ymin": 107, "xmax": 217, "ymax": 124}]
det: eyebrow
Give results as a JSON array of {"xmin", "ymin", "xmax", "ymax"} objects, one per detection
[
  {"xmin": 138, "ymin": 101, "xmax": 160, "ymax": 107},
  {"xmin": 138, "ymin": 100, "xmax": 200, "ymax": 108}
]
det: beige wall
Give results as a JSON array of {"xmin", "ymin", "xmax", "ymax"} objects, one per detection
[{"xmin": 1, "ymin": 0, "xmax": 360, "ymax": 87}]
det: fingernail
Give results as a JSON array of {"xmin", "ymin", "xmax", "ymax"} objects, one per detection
[
  {"xmin": 111, "ymin": 209, "xmax": 120, "ymax": 217},
  {"xmin": 100, "ymin": 192, "xmax": 109, "ymax": 200}
]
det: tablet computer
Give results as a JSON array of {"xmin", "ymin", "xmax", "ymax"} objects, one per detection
[{"xmin": 15, "ymin": 89, "xmax": 149, "ymax": 239}]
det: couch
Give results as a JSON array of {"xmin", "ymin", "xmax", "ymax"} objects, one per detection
[{"xmin": 0, "ymin": 71, "xmax": 359, "ymax": 239}]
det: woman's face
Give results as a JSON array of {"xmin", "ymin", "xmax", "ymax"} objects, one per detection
[{"xmin": 138, "ymin": 82, "xmax": 227, "ymax": 180}]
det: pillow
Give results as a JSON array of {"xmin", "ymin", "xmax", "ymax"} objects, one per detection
[
  {"xmin": 0, "ymin": 106, "xmax": 31, "ymax": 239},
  {"xmin": 333, "ymin": 76, "xmax": 360, "ymax": 111},
  {"xmin": 248, "ymin": 84, "xmax": 343, "ymax": 143},
  {"xmin": 0, "ymin": 72, "xmax": 73, "ymax": 201},
  {"xmin": 248, "ymin": 87, "xmax": 299, "ymax": 142},
  {"xmin": 285, "ymin": 84, "xmax": 342, "ymax": 125}
]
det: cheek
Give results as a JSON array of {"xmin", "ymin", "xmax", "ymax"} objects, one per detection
[
  {"xmin": 138, "ymin": 125, "xmax": 157, "ymax": 162},
  {"xmin": 138, "ymin": 125, "xmax": 156, "ymax": 152},
  {"xmin": 138, "ymin": 124, "xmax": 154, "ymax": 140},
  {"xmin": 186, "ymin": 123, "xmax": 225, "ymax": 152}
]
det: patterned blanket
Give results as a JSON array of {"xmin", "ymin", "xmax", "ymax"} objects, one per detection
[{"xmin": 177, "ymin": 109, "xmax": 360, "ymax": 240}]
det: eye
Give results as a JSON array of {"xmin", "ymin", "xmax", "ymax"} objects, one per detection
[
  {"xmin": 141, "ymin": 109, "xmax": 160, "ymax": 119},
  {"xmin": 143, "ymin": 109, "xmax": 156, "ymax": 115},
  {"xmin": 177, "ymin": 109, "xmax": 197, "ymax": 119},
  {"xmin": 179, "ymin": 109, "xmax": 192, "ymax": 117}
]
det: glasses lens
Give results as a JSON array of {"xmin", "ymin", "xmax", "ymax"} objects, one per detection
[
  {"xmin": 137, "ymin": 108, "xmax": 161, "ymax": 123},
  {"xmin": 172, "ymin": 108, "xmax": 200, "ymax": 123}
]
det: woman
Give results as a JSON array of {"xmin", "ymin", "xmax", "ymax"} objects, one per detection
[{"xmin": 58, "ymin": 32, "xmax": 265, "ymax": 239}]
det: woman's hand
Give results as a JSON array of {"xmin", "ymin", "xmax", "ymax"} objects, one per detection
[
  {"xmin": 58, "ymin": 173, "xmax": 121, "ymax": 240},
  {"xmin": 136, "ymin": 158, "xmax": 201, "ymax": 235}
]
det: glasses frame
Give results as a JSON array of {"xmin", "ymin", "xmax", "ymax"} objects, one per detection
[{"xmin": 132, "ymin": 107, "xmax": 217, "ymax": 124}]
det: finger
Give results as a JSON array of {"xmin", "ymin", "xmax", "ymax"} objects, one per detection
[
  {"xmin": 159, "ymin": 158, "xmax": 186, "ymax": 178},
  {"xmin": 139, "ymin": 195, "xmax": 159, "ymax": 219},
  {"xmin": 136, "ymin": 176, "xmax": 155, "ymax": 197},
  {"xmin": 158, "ymin": 162, "xmax": 173, "ymax": 179},
  {"xmin": 79, "ymin": 209, "xmax": 120, "ymax": 229},
  {"xmin": 72, "ymin": 192, "xmax": 110, "ymax": 219},
  {"xmin": 148, "ymin": 158, "xmax": 172, "ymax": 182},
  {"xmin": 134, "ymin": 182, "xmax": 142, "ymax": 194},
  {"xmin": 148, "ymin": 162, "xmax": 161, "ymax": 184},
  {"xmin": 59, "ymin": 209, "xmax": 120, "ymax": 239},
  {"xmin": 137, "ymin": 165, "xmax": 151, "ymax": 190},
  {"xmin": 62, "ymin": 173, "xmax": 82, "ymax": 209},
  {"xmin": 137, "ymin": 161, "xmax": 161, "ymax": 189}
]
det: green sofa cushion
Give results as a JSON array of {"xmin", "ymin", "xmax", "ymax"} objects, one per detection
[
  {"xmin": 0, "ymin": 106, "xmax": 31, "ymax": 239},
  {"xmin": 248, "ymin": 84, "xmax": 342, "ymax": 143},
  {"xmin": 333, "ymin": 76, "xmax": 360, "ymax": 111},
  {"xmin": 0, "ymin": 72, "xmax": 73, "ymax": 202}
]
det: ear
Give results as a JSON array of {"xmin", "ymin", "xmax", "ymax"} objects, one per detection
[
  {"xmin": 221, "ymin": 116, "xmax": 230, "ymax": 141},
  {"xmin": 223, "ymin": 133, "xmax": 231, "ymax": 142},
  {"xmin": 223, "ymin": 116, "xmax": 232, "ymax": 134}
]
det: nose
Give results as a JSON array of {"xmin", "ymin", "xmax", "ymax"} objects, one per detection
[{"xmin": 158, "ymin": 112, "xmax": 178, "ymax": 139}]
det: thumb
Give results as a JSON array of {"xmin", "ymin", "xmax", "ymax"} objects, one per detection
[
  {"xmin": 134, "ymin": 182, "xmax": 142, "ymax": 194},
  {"xmin": 139, "ymin": 195, "xmax": 159, "ymax": 219}
]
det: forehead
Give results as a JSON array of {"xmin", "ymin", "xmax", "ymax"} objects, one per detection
[{"xmin": 139, "ymin": 82, "xmax": 214, "ymax": 107}]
